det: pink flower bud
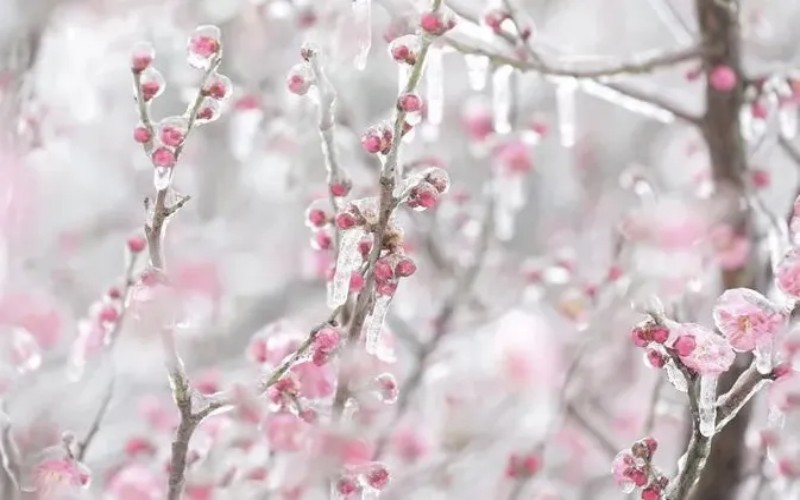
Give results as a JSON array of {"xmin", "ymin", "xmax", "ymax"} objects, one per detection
[
  {"xmin": 642, "ymin": 437, "xmax": 658, "ymax": 454},
  {"xmin": 641, "ymin": 488, "xmax": 660, "ymax": 500},
  {"xmin": 203, "ymin": 73, "xmax": 232, "ymax": 101},
  {"xmin": 337, "ymin": 477, "xmax": 360, "ymax": 495},
  {"xmin": 388, "ymin": 35, "xmax": 420, "ymax": 65},
  {"xmin": 287, "ymin": 64, "xmax": 313, "ymax": 95},
  {"xmin": 482, "ymin": 9, "xmax": 509, "ymax": 32},
  {"xmin": 709, "ymin": 65, "xmax": 737, "ymax": 92},
  {"xmin": 350, "ymin": 272, "xmax": 365, "ymax": 292},
  {"xmin": 376, "ymin": 281, "xmax": 397, "ymax": 296},
  {"xmin": 131, "ymin": 42, "xmax": 155, "ymax": 72},
  {"xmin": 313, "ymin": 231, "xmax": 332, "ymax": 250},
  {"xmin": 365, "ymin": 464, "xmax": 390, "ymax": 490},
  {"xmin": 773, "ymin": 362, "xmax": 793, "ymax": 379},
  {"xmin": 108, "ymin": 287, "xmax": 121, "ymax": 299},
  {"xmin": 187, "ymin": 25, "xmax": 222, "ymax": 69},
  {"xmin": 408, "ymin": 182, "xmax": 439, "ymax": 210},
  {"xmin": 315, "ymin": 327, "xmax": 340, "ymax": 353},
  {"xmin": 752, "ymin": 100, "xmax": 769, "ymax": 119},
  {"xmin": 335, "ymin": 212, "xmax": 358, "ymax": 230},
  {"xmin": 133, "ymin": 126, "xmax": 152, "ymax": 143},
  {"xmin": 425, "ymin": 168, "xmax": 450, "ymax": 194},
  {"xmin": 139, "ymin": 68, "xmax": 165, "ymax": 102},
  {"xmin": 99, "ymin": 305, "xmax": 119, "ymax": 323},
  {"xmin": 307, "ymin": 208, "xmax": 328, "ymax": 227},
  {"xmin": 375, "ymin": 373, "xmax": 398, "ymax": 404},
  {"xmin": 674, "ymin": 335, "xmax": 697, "ymax": 357},
  {"xmin": 395, "ymin": 257, "xmax": 416, "ymax": 278},
  {"xmin": 158, "ymin": 117, "xmax": 188, "ymax": 147},
  {"xmin": 651, "ymin": 326, "xmax": 670, "ymax": 344},
  {"xmin": 374, "ymin": 259, "xmax": 395, "ymax": 282},
  {"xmin": 151, "ymin": 147, "xmax": 176, "ymax": 168},
  {"xmin": 750, "ymin": 168, "xmax": 770, "ymax": 189},
  {"xmin": 630, "ymin": 469, "xmax": 648, "ymax": 487},
  {"xmin": 358, "ymin": 239, "xmax": 373, "ymax": 258},
  {"xmin": 646, "ymin": 349, "xmax": 666, "ymax": 368},
  {"xmin": 195, "ymin": 99, "xmax": 220, "ymax": 123},
  {"xmin": 362, "ymin": 124, "xmax": 393, "ymax": 154},
  {"xmin": 397, "ymin": 93, "xmax": 423, "ymax": 112},
  {"xmin": 420, "ymin": 10, "xmax": 456, "ymax": 36},
  {"xmin": 630, "ymin": 329, "xmax": 646, "ymax": 352},
  {"xmin": 127, "ymin": 235, "xmax": 147, "ymax": 253},
  {"xmin": 330, "ymin": 180, "xmax": 351, "ymax": 197}
]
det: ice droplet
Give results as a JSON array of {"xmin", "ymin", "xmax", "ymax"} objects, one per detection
[
  {"xmin": 426, "ymin": 47, "xmax": 444, "ymax": 129},
  {"xmin": 556, "ymin": 78, "xmax": 578, "ymax": 148},
  {"xmin": 665, "ymin": 360, "xmax": 688, "ymax": 393},
  {"xmin": 153, "ymin": 166, "xmax": 174, "ymax": 191},
  {"xmin": 352, "ymin": 0, "xmax": 372, "ymax": 71},
  {"xmin": 754, "ymin": 336, "xmax": 775, "ymax": 374},
  {"xmin": 465, "ymin": 54, "xmax": 489, "ymax": 92},
  {"xmin": 492, "ymin": 65, "xmax": 513, "ymax": 135},
  {"xmin": 365, "ymin": 295, "xmax": 392, "ymax": 357},
  {"xmin": 698, "ymin": 375, "xmax": 718, "ymax": 437},
  {"xmin": 328, "ymin": 229, "xmax": 364, "ymax": 309}
]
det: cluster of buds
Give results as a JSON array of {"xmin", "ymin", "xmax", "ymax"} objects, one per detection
[
  {"xmin": 336, "ymin": 463, "xmax": 390, "ymax": 497},
  {"xmin": 612, "ymin": 437, "xmax": 666, "ymax": 499},
  {"xmin": 419, "ymin": 8, "xmax": 457, "ymax": 36},
  {"xmin": 311, "ymin": 326, "xmax": 341, "ymax": 366},
  {"xmin": 268, "ymin": 374, "xmax": 301, "ymax": 407},
  {"xmin": 505, "ymin": 452, "xmax": 541, "ymax": 479},
  {"xmin": 373, "ymin": 253, "xmax": 417, "ymax": 297},
  {"xmin": 305, "ymin": 200, "xmax": 335, "ymax": 250},
  {"xmin": 630, "ymin": 319, "xmax": 697, "ymax": 369},
  {"xmin": 405, "ymin": 167, "xmax": 450, "ymax": 211}
]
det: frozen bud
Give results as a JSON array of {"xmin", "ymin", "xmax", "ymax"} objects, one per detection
[
  {"xmin": 376, "ymin": 281, "xmax": 397, "ymax": 297},
  {"xmin": 98, "ymin": 305, "xmax": 119, "ymax": 323},
  {"xmin": 482, "ymin": 8, "xmax": 509, "ymax": 32},
  {"xmin": 388, "ymin": 35, "xmax": 420, "ymax": 65},
  {"xmin": 361, "ymin": 124, "xmax": 393, "ymax": 155},
  {"xmin": 124, "ymin": 437, "xmax": 156, "ymax": 457},
  {"xmin": 314, "ymin": 327, "xmax": 340, "ymax": 353},
  {"xmin": 397, "ymin": 93, "xmax": 423, "ymax": 112},
  {"xmin": 673, "ymin": 335, "xmax": 697, "ymax": 357},
  {"xmin": 752, "ymin": 100, "xmax": 769, "ymax": 119},
  {"xmin": 330, "ymin": 179, "xmax": 352, "ymax": 198},
  {"xmin": 133, "ymin": 125, "xmax": 152, "ymax": 144},
  {"xmin": 424, "ymin": 168, "xmax": 450, "ymax": 194},
  {"xmin": 195, "ymin": 99, "xmax": 220, "ymax": 124},
  {"xmin": 127, "ymin": 235, "xmax": 147, "ymax": 254},
  {"xmin": 630, "ymin": 469, "xmax": 648, "ymax": 487},
  {"xmin": 130, "ymin": 42, "xmax": 155, "ymax": 72},
  {"xmin": 350, "ymin": 272, "xmax": 365, "ymax": 292},
  {"xmin": 630, "ymin": 325, "xmax": 649, "ymax": 347},
  {"xmin": 358, "ymin": 238, "xmax": 373, "ymax": 258},
  {"xmin": 139, "ymin": 68, "xmax": 165, "ymax": 102},
  {"xmin": 158, "ymin": 117, "xmax": 188, "ymax": 147},
  {"xmin": 651, "ymin": 326, "xmax": 669, "ymax": 344},
  {"xmin": 365, "ymin": 464, "xmax": 390, "ymax": 490},
  {"xmin": 151, "ymin": 147, "xmax": 176, "ymax": 168},
  {"xmin": 108, "ymin": 287, "xmax": 121, "ymax": 299},
  {"xmin": 306, "ymin": 208, "xmax": 328, "ymax": 228},
  {"xmin": 335, "ymin": 211, "xmax": 359, "ymax": 230},
  {"xmin": 202, "ymin": 73, "xmax": 232, "ymax": 101},
  {"xmin": 187, "ymin": 25, "xmax": 222, "ymax": 69},
  {"xmin": 407, "ymin": 182, "xmax": 439, "ymax": 210},
  {"xmin": 520, "ymin": 454, "xmax": 541, "ymax": 476},
  {"xmin": 394, "ymin": 257, "xmax": 416, "ymax": 278},
  {"xmin": 299, "ymin": 408, "xmax": 317, "ymax": 423},
  {"xmin": 641, "ymin": 488, "xmax": 660, "ymax": 500},
  {"xmin": 374, "ymin": 259, "xmax": 395, "ymax": 282},
  {"xmin": 287, "ymin": 63, "xmax": 314, "ymax": 96},
  {"xmin": 773, "ymin": 362, "xmax": 794, "ymax": 379},
  {"xmin": 750, "ymin": 168, "xmax": 770, "ymax": 189},
  {"xmin": 375, "ymin": 373, "xmax": 398, "ymax": 404},
  {"xmin": 337, "ymin": 476, "xmax": 360, "ymax": 496},
  {"xmin": 642, "ymin": 437, "xmax": 658, "ymax": 454},
  {"xmin": 312, "ymin": 231, "xmax": 332, "ymax": 251},
  {"xmin": 645, "ymin": 349, "xmax": 666, "ymax": 368},
  {"xmin": 419, "ymin": 9, "xmax": 456, "ymax": 36},
  {"xmin": 709, "ymin": 65, "xmax": 737, "ymax": 92}
]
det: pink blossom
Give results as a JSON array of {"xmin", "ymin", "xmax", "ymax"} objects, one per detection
[
  {"xmin": 291, "ymin": 360, "xmax": 335, "ymax": 399},
  {"xmin": 712, "ymin": 288, "xmax": 786, "ymax": 352},
  {"xmin": 264, "ymin": 413, "xmax": 309, "ymax": 452},
  {"xmin": 106, "ymin": 464, "xmax": 163, "ymax": 500},
  {"xmin": 777, "ymin": 249, "xmax": 800, "ymax": 298},
  {"xmin": 672, "ymin": 323, "xmax": 735, "ymax": 375},
  {"xmin": 29, "ymin": 456, "xmax": 90, "ymax": 497},
  {"xmin": 611, "ymin": 451, "xmax": 636, "ymax": 492}
]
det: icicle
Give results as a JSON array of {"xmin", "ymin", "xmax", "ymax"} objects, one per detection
[
  {"xmin": 754, "ymin": 336, "xmax": 775, "ymax": 374},
  {"xmin": 352, "ymin": 0, "xmax": 372, "ymax": 71},
  {"xmin": 328, "ymin": 229, "xmax": 363, "ymax": 309},
  {"xmin": 665, "ymin": 361, "xmax": 688, "ymax": 393},
  {"xmin": 740, "ymin": 105, "xmax": 766, "ymax": 143},
  {"xmin": 780, "ymin": 104, "xmax": 799, "ymax": 140},
  {"xmin": 465, "ymin": 54, "xmax": 490, "ymax": 91},
  {"xmin": 397, "ymin": 64, "xmax": 410, "ymax": 95},
  {"xmin": 492, "ymin": 65, "xmax": 513, "ymax": 135},
  {"xmin": 425, "ymin": 46, "xmax": 444, "ymax": 133},
  {"xmin": 153, "ymin": 166, "xmax": 174, "ymax": 191},
  {"xmin": 556, "ymin": 78, "xmax": 578, "ymax": 147},
  {"xmin": 492, "ymin": 174, "xmax": 525, "ymax": 241},
  {"xmin": 365, "ymin": 294, "xmax": 392, "ymax": 356},
  {"xmin": 698, "ymin": 375, "xmax": 718, "ymax": 437}
]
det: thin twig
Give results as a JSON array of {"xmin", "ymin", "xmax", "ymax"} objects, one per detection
[{"xmin": 76, "ymin": 375, "xmax": 115, "ymax": 461}]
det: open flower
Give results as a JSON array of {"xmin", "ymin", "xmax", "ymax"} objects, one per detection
[
  {"xmin": 713, "ymin": 288, "xmax": 786, "ymax": 352},
  {"xmin": 672, "ymin": 323, "xmax": 735, "ymax": 375}
]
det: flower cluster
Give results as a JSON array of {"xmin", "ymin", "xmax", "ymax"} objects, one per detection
[{"xmin": 612, "ymin": 438, "xmax": 667, "ymax": 499}]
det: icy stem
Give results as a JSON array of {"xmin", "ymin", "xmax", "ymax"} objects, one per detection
[
  {"xmin": 465, "ymin": 54, "xmax": 489, "ymax": 91},
  {"xmin": 153, "ymin": 166, "xmax": 174, "ymax": 191},
  {"xmin": 426, "ymin": 47, "xmax": 444, "ymax": 129},
  {"xmin": 698, "ymin": 375, "xmax": 718, "ymax": 437},
  {"xmin": 352, "ymin": 0, "xmax": 372, "ymax": 71},
  {"xmin": 328, "ymin": 229, "xmax": 364, "ymax": 309},
  {"xmin": 754, "ymin": 336, "xmax": 775, "ymax": 374},
  {"xmin": 556, "ymin": 78, "xmax": 578, "ymax": 148},
  {"xmin": 492, "ymin": 65, "xmax": 513, "ymax": 135},
  {"xmin": 665, "ymin": 360, "xmax": 688, "ymax": 393},
  {"xmin": 365, "ymin": 294, "xmax": 392, "ymax": 357}
]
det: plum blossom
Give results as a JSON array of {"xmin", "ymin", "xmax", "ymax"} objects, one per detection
[
  {"xmin": 712, "ymin": 288, "xmax": 787, "ymax": 352},
  {"xmin": 22, "ymin": 448, "xmax": 91, "ymax": 499},
  {"xmin": 672, "ymin": 323, "xmax": 735, "ymax": 375}
]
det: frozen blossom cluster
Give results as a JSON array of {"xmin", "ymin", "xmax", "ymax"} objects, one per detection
[{"xmin": 4, "ymin": 0, "xmax": 800, "ymax": 500}]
